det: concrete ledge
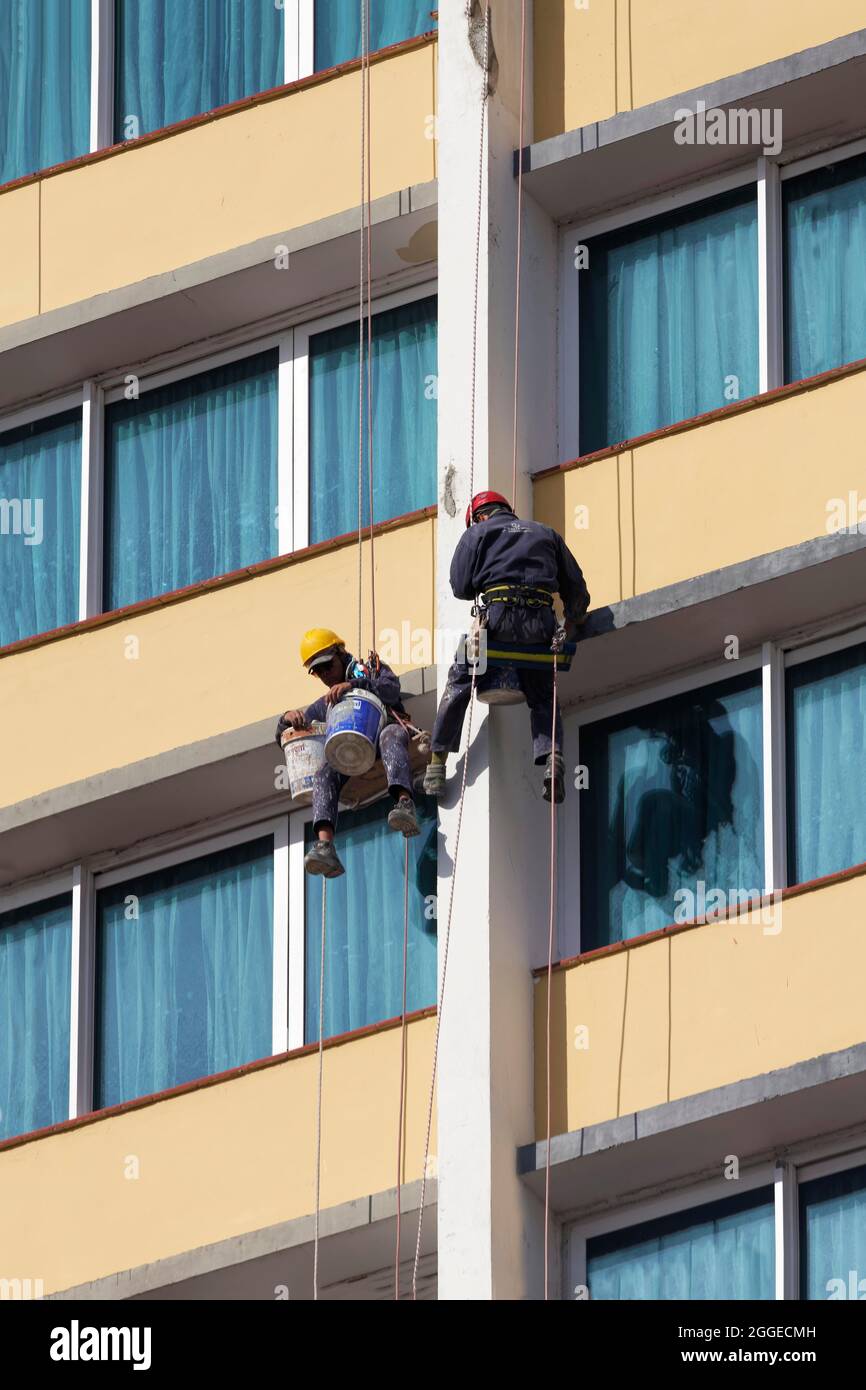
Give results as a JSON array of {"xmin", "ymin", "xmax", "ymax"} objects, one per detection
[{"xmin": 518, "ymin": 1042, "xmax": 866, "ymax": 1217}]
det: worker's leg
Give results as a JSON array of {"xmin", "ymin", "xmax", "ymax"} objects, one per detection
[
  {"xmin": 425, "ymin": 639, "xmax": 474, "ymax": 796},
  {"xmin": 379, "ymin": 722, "xmax": 421, "ymax": 836},
  {"xmin": 520, "ymin": 670, "xmax": 564, "ymax": 763},
  {"xmin": 305, "ymin": 765, "xmax": 348, "ymax": 877}
]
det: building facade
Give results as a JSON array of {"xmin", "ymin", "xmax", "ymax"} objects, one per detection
[{"xmin": 2, "ymin": 0, "xmax": 866, "ymax": 1301}]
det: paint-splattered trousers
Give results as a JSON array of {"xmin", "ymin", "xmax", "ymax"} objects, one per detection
[
  {"xmin": 430, "ymin": 605, "xmax": 564, "ymax": 764},
  {"xmin": 312, "ymin": 720, "xmax": 414, "ymax": 832}
]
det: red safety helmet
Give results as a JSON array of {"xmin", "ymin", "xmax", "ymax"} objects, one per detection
[{"xmin": 465, "ymin": 490, "xmax": 513, "ymax": 528}]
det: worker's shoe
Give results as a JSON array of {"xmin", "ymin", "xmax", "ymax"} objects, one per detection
[
  {"xmin": 304, "ymin": 840, "xmax": 346, "ymax": 878},
  {"xmin": 542, "ymin": 752, "xmax": 565, "ymax": 805},
  {"xmin": 422, "ymin": 756, "xmax": 447, "ymax": 797},
  {"xmin": 388, "ymin": 795, "xmax": 421, "ymax": 836}
]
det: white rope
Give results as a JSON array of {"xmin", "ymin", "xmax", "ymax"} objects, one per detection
[
  {"xmin": 395, "ymin": 834, "xmax": 410, "ymax": 1299},
  {"xmin": 544, "ymin": 656, "xmax": 559, "ymax": 1299},
  {"xmin": 313, "ymin": 877, "xmax": 327, "ymax": 1300}
]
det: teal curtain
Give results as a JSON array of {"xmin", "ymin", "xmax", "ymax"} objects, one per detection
[
  {"xmin": 305, "ymin": 797, "xmax": 437, "ymax": 1041},
  {"xmin": 588, "ymin": 1188, "xmax": 775, "ymax": 1300},
  {"xmin": 104, "ymin": 350, "xmax": 278, "ymax": 611},
  {"xmin": 0, "ymin": 894, "xmax": 72, "ymax": 1141},
  {"xmin": 0, "ymin": 409, "xmax": 81, "ymax": 647},
  {"xmin": 115, "ymin": 0, "xmax": 283, "ymax": 139},
  {"xmin": 96, "ymin": 836, "xmax": 274, "ymax": 1108},
  {"xmin": 309, "ymin": 296, "xmax": 437, "ymax": 544},
  {"xmin": 579, "ymin": 672, "xmax": 764, "ymax": 949},
  {"xmin": 579, "ymin": 188, "xmax": 758, "ymax": 454},
  {"xmin": 800, "ymin": 1163, "xmax": 866, "ymax": 1300},
  {"xmin": 786, "ymin": 643, "xmax": 866, "ymax": 885},
  {"xmin": 785, "ymin": 152, "xmax": 866, "ymax": 383},
  {"xmin": 0, "ymin": 0, "xmax": 90, "ymax": 185},
  {"xmin": 315, "ymin": 1, "xmax": 432, "ymax": 69}
]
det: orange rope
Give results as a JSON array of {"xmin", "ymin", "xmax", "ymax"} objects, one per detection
[
  {"xmin": 511, "ymin": 0, "xmax": 527, "ymax": 504},
  {"xmin": 544, "ymin": 656, "xmax": 559, "ymax": 1299},
  {"xmin": 313, "ymin": 877, "xmax": 327, "ymax": 1300},
  {"xmin": 395, "ymin": 834, "xmax": 410, "ymax": 1298}
]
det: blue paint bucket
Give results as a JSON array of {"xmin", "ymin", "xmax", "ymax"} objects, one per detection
[{"xmin": 324, "ymin": 690, "xmax": 387, "ymax": 774}]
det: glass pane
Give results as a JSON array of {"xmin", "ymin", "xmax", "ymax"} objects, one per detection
[
  {"xmin": 96, "ymin": 836, "xmax": 274, "ymax": 1108},
  {"xmin": 0, "ymin": 894, "xmax": 72, "ymax": 1141},
  {"xmin": 104, "ymin": 350, "xmax": 278, "ymax": 611},
  {"xmin": 0, "ymin": 0, "xmax": 91, "ymax": 184},
  {"xmin": 115, "ymin": 0, "xmax": 283, "ymax": 139},
  {"xmin": 800, "ymin": 1163, "xmax": 866, "ymax": 1300},
  {"xmin": 305, "ymin": 796, "xmax": 438, "ymax": 1042},
  {"xmin": 579, "ymin": 187, "xmax": 758, "ymax": 454},
  {"xmin": 579, "ymin": 672, "xmax": 764, "ymax": 950},
  {"xmin": 784, "ymin": 151, "xmax": 866, "ymax": 383},
  {"xmin": 0, "ymin": 409, "xmax": 81, "ymax": 647},
  {"xmin": 309, "ymin": 295, "xmax": 437, "ymax": 544},
  {"xmin": 315, "ymin": 0, "xmax": 432, "ymax": 70},
  {"xmin": 786, "ymin": 642, "xmax": 866, "ymax": 884},
  {"xmin": 587, "ymin": 1187, "xmax": 775, "ymax": 1300}
]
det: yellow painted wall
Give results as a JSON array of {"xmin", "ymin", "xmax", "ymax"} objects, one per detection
[
  {"xmin": 0, "ymin": 1015, "xmax": 436, "ymax": 1297},
  {"xmin": 534, "ymin": 0, "xmax": 866, "ymax": 141},
  {"xmin": 0, "ymin": 41, "xmax": 437, "ymax": 327},
  {"xmin": 0, "ymin": 517, "xmax": 436, "ymax": 809},
  {"xmin": 535, "ymin": 872, "xmax": 866, "ymax": 1137},
  {"xmin": 533, "ymin": 367, "xmax": 866, "ymax": 609}
]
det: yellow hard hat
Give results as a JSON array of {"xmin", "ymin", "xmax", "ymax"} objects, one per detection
[{"xmin": 300, "ymin": 628, "xmax": 345, "ymax": 669}]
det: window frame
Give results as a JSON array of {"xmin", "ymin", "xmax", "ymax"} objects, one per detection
[{"xmin": 558, "ymin": 134, "xmax": 866, "ymax": 468}]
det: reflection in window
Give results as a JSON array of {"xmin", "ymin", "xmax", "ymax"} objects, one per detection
[{"xmin": 579, "ymin": 673, "xmax": 764, "ymax": 949}]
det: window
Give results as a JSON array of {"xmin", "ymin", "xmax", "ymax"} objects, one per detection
[
  {"xmin": 0, "ymin": 894, "xmax": 72, "ymax": 1141},
  {"xmin": 577, "ymin": 187, "xmax": 758, "ymax": 454},
  {"xmin": 302, "ymin": 796, "xmax": 437, "ymax": 1042},
  {"xmin": 306, "ymin": 295, "xmax": 438, "ymax": 544},
  {"xmin": 785, "ymin": 640, "xmax": 866, "ymax": 886},
  {"xmin": 800, "ymin": 1162, "xmax": 866, "ymax": 1300},
  {"xmin": 313, "ymin": 0, "xmax": 432, "ymax": 70},
  {"xmin": 95, "ymin": 835, "xmax": 275, "ymax": 1108},
  {"xmin": 578, "ymin": 670, "xmax": 764, "ymax": 950},
  {"xmin": 784, "ymin": 151, "xmax": 866, "ymax": 384},
  {"xmin": 0, "ymin": 409, "xmax": 81, "ymax": 647},
  {"xmin": 0, "ymin": 0, "xmax": 91, "ymax": 185},
  {"xmin": 114, "ymin": 0, "xmax": 284, "ymax": 140},
  {"xmin": 103, "ymin": 350, "xmax": 278, "ymax": 610},
  {"xmin": 585, "ymin": 1187, "xmax": 775, "ymax": 1300}
]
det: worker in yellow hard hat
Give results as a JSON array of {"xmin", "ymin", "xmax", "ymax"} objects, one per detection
[{"xmin": 275, "ymin": 629, "xmax": 420, "ymax": 877}]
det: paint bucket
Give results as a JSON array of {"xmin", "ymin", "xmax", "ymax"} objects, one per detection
[
  {"xmin": 477, "ymin": 666, "xmax": 525, "ymax": 706},
  {"xmin": 324, "ymin": 690, "xmax": 387, "ymax": 775},
  {"xmin": 281, "ymin": 723, "xmax": 326, "ymax": 804}
]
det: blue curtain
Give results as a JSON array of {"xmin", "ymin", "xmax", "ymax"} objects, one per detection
[
  {"xmin": 309, "ymin": 296, "xmax": 437, "ymax": 544},
  {"xmin": 104, "ymin": 350, "xmax": 278, "ymax": 611},
  {"xmin": 588, "ymin": 1188, "xmax": 775, "ymax": 1300},
  {"xmin": 800, "ymin": 1163, "xmax": 866, "ymax": 1300},
  {"xmin": 315, "ymin": 1, "xmax": 432, "ymax": 69},
  {"xmin": 305, "ymin": 797, "xmax": 437, "ymax": 1042},
  {"xmin": 0, "ymin": 409, "xmax": 81, "ymax": 647},
  {"xmin": 0, "ymin": 0, "xmax": 90, "ymax": 185},
  {"xmin": 785, "ymin": 152, "xmax": 866, "ymax": 383},
  {"xmin": 115, "ymin": 0, "xmax": 283, "ymax": 139},
  {"xmin": 96, "ymin": 836, "xmax": 274, "ymax": 1108},
  {"xmin": 579, "ymin": 672, "xmax": 764, "ymax": 949},
  {"xmin": 0, "ymin": 894, "xmax": 72, "ymax": 1141},
  {"xmin": 786, "ymin": 643, "xmax": 866, "ymax": 885},
  {"xmin": 579, "ymin": 188, "xmax": 758, "ymax": 454}
]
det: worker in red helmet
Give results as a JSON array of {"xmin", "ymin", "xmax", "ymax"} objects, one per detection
[{"xmin": 423, "ymin": 491, "xmax": 590, "ymax": 803}]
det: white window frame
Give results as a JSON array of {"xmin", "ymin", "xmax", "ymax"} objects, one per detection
[{"xmin": 558, "ymin": 133, "xmax": 866, "ymax": 467}]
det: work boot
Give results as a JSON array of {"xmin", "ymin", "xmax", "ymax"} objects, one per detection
[
  {"xmin": 387, "ymin": 795, "xmax": 421, "ymax": 836},
  {"xmin": 422, "ymin": 755, "xmax": 447, "ymax": 797},
  {"xmin": 543, "ymin": 752, "xmax": 565, "ymax": 805},
  {"xmin": 304, "ymin": 840, "xmax": 346, "ymax": 878}
]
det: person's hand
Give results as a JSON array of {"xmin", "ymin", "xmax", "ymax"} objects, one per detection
[
  {"xmin": 281, "ymin": 709, "xmax": 308, "ymax": 731},
  {"xmin": 326, "ymin": 682, "xmax": 353, "ymax": 706}
]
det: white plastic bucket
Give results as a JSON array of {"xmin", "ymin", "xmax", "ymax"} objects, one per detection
[
  {"xmin": 281, "ymin": 723, "xmax": 327, "ymax": 803},
  {"xmin": 324, "ymin": 690, "xmax": 386, "ymax": 775}
]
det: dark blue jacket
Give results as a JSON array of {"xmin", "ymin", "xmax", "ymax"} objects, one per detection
[
  {"xmin": 450, "ymin": 512, "xmax": 590, "ymax": 621},
  {"xmin": 274, "ymin": 652, "xmax": 405, "ymax": 745}
]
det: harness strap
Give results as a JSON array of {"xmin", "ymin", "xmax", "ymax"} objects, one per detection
[{"xmin": 481, "ymin": 584, "xmax": 554, "ymax": 608}]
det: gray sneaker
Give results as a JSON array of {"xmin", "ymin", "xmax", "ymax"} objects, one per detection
[
  {"xmin": 387, "ymin": 795, "xmax": 421, "ymax": 836},
  {"xmin": 304, "ymin": 840, "xmax": 346, "ymax": 878},
  {"xmin": 543, "ymin": 752, "xmax": 565, "ymax": 805},
  {"xmin": 422, "ymin": 760, "xmax": 447, "ymax": 797}
]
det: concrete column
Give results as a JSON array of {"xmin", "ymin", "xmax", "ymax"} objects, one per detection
[{"xmin": 436, "ymin": 0, "xmax": 559, "ymax": 1300}]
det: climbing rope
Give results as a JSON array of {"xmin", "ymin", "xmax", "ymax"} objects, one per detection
[
  {"xmin": 544, "ymin": 652, "xmax": 560, "ymax": 1300},
  {"xmin": 313, "ymin": 877, "xmax": 328, "ymax": 1300},
  {"xmin": 511, "ymin": 0, "xmax": 527, "ymax": 504},
  {"xmin": 395, "ymin": 834, "xmax": 410, "ymax": 1298}
]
